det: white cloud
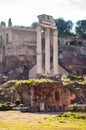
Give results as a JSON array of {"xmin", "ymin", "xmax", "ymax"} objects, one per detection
[
  {"xmin": 0, "ymin": 0, "xmax": 86, "ymax": 26},
  {"xmin": 65, "ymin": 0, "xmax": 86, "ymax": 10}
]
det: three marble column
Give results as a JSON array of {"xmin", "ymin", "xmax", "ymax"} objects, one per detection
[{"xmin": 36, "ymin": 25, "xmax": 58, "ymax": 75}]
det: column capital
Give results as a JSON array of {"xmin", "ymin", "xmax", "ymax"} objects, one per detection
[
  {"xmin": 36, "ymin": 25, "xmax": 41, "ymax": 31},
  {"xmin": 45, "ymin": 27, "xmax": 50, "ymax": 30}
]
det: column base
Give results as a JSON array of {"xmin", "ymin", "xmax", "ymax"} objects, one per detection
[
  {"xmin": 36, "ymin": 73, "xmax": 43, "ymax": 79},
  {"xmin": 46, "ymin": 74, "xmax": 61, "ymax": 81},
  {"xmin": 36, "ymin": 73, "xmax": 61, "ymax": 81}
]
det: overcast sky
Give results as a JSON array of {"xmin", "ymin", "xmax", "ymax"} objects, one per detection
[{"xmin": 0, "ymin": 0, "xmax": 86, "ymax": 26}]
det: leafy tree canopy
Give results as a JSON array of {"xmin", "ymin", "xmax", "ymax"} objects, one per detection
[
  {"xmin": 8, "ymin": 18, "xmax": 12, "ymax": 27},
  {"xmin": 31, "ymin": 22, "xmax": 38, "ymax": 29},
  {"xmin": 0, "ymin": 21, "xmax": 6, "ymax": 27},
  {"xmin": 55, "ymin": 18, "xmax": 74, "ymax": 36},
  {"xmin": 75, "ymin": 20, "xmax": 86, "ymax": 39}
]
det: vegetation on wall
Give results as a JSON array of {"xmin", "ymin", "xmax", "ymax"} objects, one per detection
[
  {"xmin": 0, "ymin": 75, "xmax": 85, "ymax": 103},
  {"xmin": 15, "ymin": 79, "xmax": 62, "ymax": 93},
  {"xmin": 61, "ymin": 74, "xmax": 86, "ymax": 85},
  {"xmin": 0, "ymin": 75, "xmax": 86, "ymax": 91},
  {"xmin": 0, "ymin": 79, "xmax": 62, "ymax": 103},
  {"xmin": 61, "ymin": 74, "xmax": 86, "ymax": 96}
]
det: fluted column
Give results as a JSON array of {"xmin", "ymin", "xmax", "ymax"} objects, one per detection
[
  {"xmin": 45, "ymin": 28, "xmax": 50, "ymax": 74},
  {"xmin": 36, "ymin": 25, "xmax": 42, "ymax": 74},
  {"xmin": 53, "ymin": 29, "xmax": 58, "ymax": 74}
]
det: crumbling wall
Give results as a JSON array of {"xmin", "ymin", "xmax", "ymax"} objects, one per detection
[
  {"xmin": 0, "ymin": 27, "xmax": 37, "ymax": 80},
  {"xmin": 3, "ymin": 55, "xmax": 36, "ymax": 80}
]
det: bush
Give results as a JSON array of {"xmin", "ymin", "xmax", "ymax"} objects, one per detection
[
  {"xmin": 67, "ymin": 74, "xmax": 84, "ymax": 81},
  {"xmin": 5, "ymin": 102, "xmax": 11, "ymax": 106},
  {"xmin": 0, "ymin": 102, "xmax": 14, "ymax": 111},
  {"xmin": 61, "ymin": 112, "xmax": 72, "ymax": 117},
  {"xmin": 61, "ymin": 112, "xmax": 86, "ymax": 119},
  {"xmin": 0, "ymin": 104, "xmax": 9, "ymax": 111},
  {"xmin": 15, "ymin": 100, "xmax": 21, "ymax": 106},
  {"xmin": 78, "ymin": 113, "xmax": 86, "ymax": 119}
]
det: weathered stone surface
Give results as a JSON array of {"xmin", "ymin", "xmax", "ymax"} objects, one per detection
[
  {"xmin": 0, "ymin": 26, "xmax": 36, "ymax": 80},
  {"xmin": 38, "ymin": 14, "xmax": 56, "ymax": 29},
  {"xmin": 65, "ymin": 104, "xmax": 86, "ymax": 111},
  {"xmin": 0, "ymin": 80, "xmax": 70, "ymax": 108}
]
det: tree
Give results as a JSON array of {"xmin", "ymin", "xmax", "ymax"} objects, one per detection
[
  {"xmin": 0, "ymin": 21, "xmax": 6, "ymax": 27},
  {"xmin": 8, "ymin": 18, "xmax": 12, "ymax": 27},
  {"xmin": 75, "ymin": 20, "xmax": 86, "ymax": 39},
  {"xmin": 55, "ymin": 18, "xmax": 66, "ymax": 36},
  {"xmin": 66, "ymin": 20, "xmax": 74, "ymax": 34},
  {"xmin": 31, "ymin": 22, "xmax": 38, "ymax": 29},
  {"xmin": 55, "ymin": 18, "xmax": 74, "ymax": 36}
]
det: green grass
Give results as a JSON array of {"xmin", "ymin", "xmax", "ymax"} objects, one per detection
[{"xmin": 0, "ymin": 111, "xmax": 86, "ymax": 130}]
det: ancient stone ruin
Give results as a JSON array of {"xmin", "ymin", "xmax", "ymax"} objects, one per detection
[
  {"xmin": 36, "ymin": 14, "xmax": 58, "ymax": 76},
  {"xmin": 0, "ymin": 79, "xmax": 71, "ymax": 112},
  {"xmin": 0, "ymin": 14, "xmax": 85, "ymax": 80}
]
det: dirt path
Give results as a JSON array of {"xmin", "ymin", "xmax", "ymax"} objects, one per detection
[{"xmin": 0, "ymin": 111, "xmax": 60, "ymax": 122}]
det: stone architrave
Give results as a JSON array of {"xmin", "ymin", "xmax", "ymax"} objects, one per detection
[
  {"xmin": 45, "ymin": 28, "xmax": 50, "ymax": 74},
  {"xmin": 53, "ymin": 29, "xmax": 58, "ymax": 74},
  {"xmin": 36, "ymin": 25, "xmax": 42, "ymax": 74}
]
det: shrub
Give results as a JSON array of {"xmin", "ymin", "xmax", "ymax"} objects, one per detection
[
  {"xmin": 5, "ymin": 102, "xmax": 11, "ymax": 106},
  {"xmin": 0, "ymin": 102, "xmax": 15, "ymax": 111},
  {"xmin": 67, "ymin": 74, "xmax": 84, "ymax": 81},
  {"xmin": 61, "ymin": 112, "xmax": 86, "ymax": 119},
  {"xmin": 61, "ymin": 112, "xmax": 72, "ymax": 117},
  {"xmin": 78, "ymin": 113, "xmax": 86, "ymax": 119},
  {"xmin": 0, "ymin": 104, "xmax": 9, "ymax": 111},
  {"xmin": 15, "ymin": 100, "xmax": 21, "ymax": 106}
]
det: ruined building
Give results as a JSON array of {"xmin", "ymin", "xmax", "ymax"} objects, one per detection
[
  {"xmin": 0, "ymin": 14, "xmax": 86, "ymax": 80},
  {"xmin": 0, "ymin": 26, "xmax": 37, "ymax": 79}
]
